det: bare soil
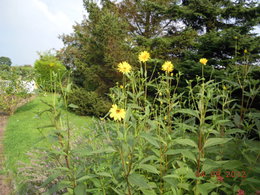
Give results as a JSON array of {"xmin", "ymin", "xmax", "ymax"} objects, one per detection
[{"xmin": 0, "ymin": 115, "xmax": 12, "ymax": 195}]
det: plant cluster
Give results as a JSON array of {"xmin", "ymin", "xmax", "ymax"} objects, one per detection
[
  {"xmin": 67, "ymin": 88, "xmax": 111, "ymax": 117},
  {"xmin": 34, "ymin": 52, "xmax": 67, "ymax": 92},
  {"xmin": 0, "ymin": 66, "xmax": 34, "ymax": 114},
  {"xmin": 58, "ymin": 0, "xmax": 259, "ymax": 112},
  {"xmin": 17, "ymin": 52, "xmax": 260, "ymax": 194}
]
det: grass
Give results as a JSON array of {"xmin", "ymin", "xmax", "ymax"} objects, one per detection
[{"xmin": 3, "ymin": 93, "xmax": 93, "ymax": 174}]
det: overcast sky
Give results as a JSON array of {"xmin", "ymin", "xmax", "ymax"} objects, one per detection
[
  {"xmin": 0, "ymin": 0, "xmax": 86, "ymax": 66},
  {"xmin": 0, "ymin": 0, "xmax": 259, "ymax": 66}
]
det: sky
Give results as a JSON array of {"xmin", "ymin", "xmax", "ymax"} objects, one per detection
[
  {"xmin": 0, "ymin": 0, "xmax": 259, "ymax": 66},
  {"xmin": 0, "ymin": 0, "xmax": 86, "ymax": 66}
]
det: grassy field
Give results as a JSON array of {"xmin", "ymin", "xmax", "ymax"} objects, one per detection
[{"xmin": 3, "ymin": 94, "xmax": 93, "ymax": 173}]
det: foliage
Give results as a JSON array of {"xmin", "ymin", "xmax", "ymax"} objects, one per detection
[
  {"xmin": 58, "ymin": 0, "xmax": 259, "ymax": 115},
  {"xmin": 16, "ymin": 53, "xmax": 260, "ymax": 194},
  {"xmin": 34, "ymin": 52, "xmax": 66, "ymax": 92},
  {"xmin": 58, "ymin": 0, "xmax": 134, "ymax": 96},
  {"xmin": 0, "ymin": 65, "xmax": 35, "ymax": 81},
  {"xmin": 0, "ymin": 66, "xmax": 34, "ymax": 114},
  {"xmin": 67, "ymin": 87, "xmax": 111, "ymax": 117},
  {"xmin": 0, "ymin": 56, "xmax": 12, "ymax": 66}
]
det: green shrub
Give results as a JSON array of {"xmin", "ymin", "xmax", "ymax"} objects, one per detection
[
  {"xmin": 34, "ymin": 53, "xmax": 66, "ymax": 91},
  {"xmin": 0, "ymin": 65, "xmax": 34, "ymax": 114},
  {"xmin": 67, "ymin": 88, "xmax": 111, "ymax": 117}
]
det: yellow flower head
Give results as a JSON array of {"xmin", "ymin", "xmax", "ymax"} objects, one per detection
[
  {"xmin": 199, "ymin": 58, "xmax": 208, "ymax": 65},
  {"xmin": 49, "ymin": 63, "xmax": 55, "ymax": 67},
  {"xmin": 120, "ymin": 85, "xmax": 124, "ymax": 89},
  {"xmin": 109, "ymin": 104, "xmax": 126, "ymax": 121},
  {"xmin": 244, "ymin": 49, "xmax": 248, "ymax": 54},
  {"xmin": 138, "ymin": 51, "xmax": 150, "ymax": 62},
  {"xmin": 117, "ymin": 61, "xmax": 132, "ymax": 74},
  {"xmin": 162, "ymin": 61, "xmax": 174, "ymax": 73}
]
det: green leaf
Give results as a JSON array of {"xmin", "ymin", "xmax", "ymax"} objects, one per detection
[
  {"xmin": 174, "ymin": 109, "xmax": 199, "ymax": 118},
  {"xmin": 234, "ymin": 113, "xmax": 241, "ymax": 127},
  {"xmin": 204, "ymin": 138, "xmax": 232, "ymax": 148},
  {"xmin": 74, "ymin": 184, "xmax": 86, "ymax": 195},
  {"xmin": 141, "ymin": 189, "xmax": 157, "ymax": 195},
  {"xmin": 182, "ymin": 150, "xmax": 197, "ymax": 162},
  {"xmin": 215, "ymin": 120, "xmax": 230, "ymax": 125},
  {"xmin": 139, "ymin": 155, "xmax": 158, "ymax": 164},
  {"xmin": 226, "ymin": 128, "xmax": 245, "ymax": 134},
  {"xmin": 90, "ymin": 147, "xmax": 116, "ymax": 155},
  {"xmin": 41, "ymin": 172, "xmax": 61, "ymax": 187},
  {"xmin": 165, "ymin": 149, "xmax": 197, "ymax": 162},
  {"xmin": 76, "ymin": 175, "xmax": 96, "ymax": 183},
  {"xmin": 68, "ymin": 103, "xmax": 79, "ymax": 109},
  {"xmin": 138, "ymin": 164, "xmax": 159, "ymax": 174},
  {"xmin": 96, "ymin": 172, "xmax": 112, "ymax": 177},
  {"xmin": 244, "ymin": 177, "xmax": 260, "ymax": 184},
  {"xmin": 128, "ymin": 173, "xmax": 150, "ymax": 189},
  {"xmin": 174, "ymin": 138, "xmax": 197, "ymax": 148},
  {"xmin": 178, "ymin": 183, "xmax": 190, "ymax": 190},
  {"xmin": 201, "ymin": 159, "xmax": 221, "ymax": 172},
  {"xmin": 223, "ymin": 160, "xmax": 243, "ymax": 169},
  {"xmin": 163, "ymin": 175, "xmax": 178, "ymax": 186},
  {"xmin": 45, "ymin": 181, "xmax": 71, "ymax": 194},
  {"xmin": 141, "ymin": 133, "xmax": 160, "ymax": 148},
  {"xmin": 197, "ymin": 183, "xmax": 219, "ymax": 194}
]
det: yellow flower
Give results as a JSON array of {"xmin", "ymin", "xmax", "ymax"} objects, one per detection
[
  {"xmin": 244, "ymin": 49, "xmax": 248, "ymax": 54},
  {"xmin": 120, "ymin": 85, "xmax": 124, "ymax": 89},
  {"xmin": 138, "ymin": 51, "xmax": 150, "ymax": 62},
  {"xmin": 199, "ymin": 58, "xmax": 208, "ymax": 65},
  {"xmin": 223, "ymin": 85, "xmax": 227, "ymax": 90},
  {"xmin": 117, "ymin": 61, "xmax": 132, "ymax": 74},
  {"xmin": 162, "ymin": 61, "xmax": 174, "ymax": 73},
  {"xmin": 49, "ymin": 63, "xmax": 55, "ymax": 67},
  {"xmin": 109, "ymin": 104, "xmax": 126, "ymax": 121}
]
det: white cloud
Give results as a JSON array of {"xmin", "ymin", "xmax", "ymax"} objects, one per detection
[
  {"xmin": 0, "ymin": 0, "xmax": 84, "ymax": 65},
  {"xmin": 32, "ymin": 0, "xmax": 74, "ymax": 33}
]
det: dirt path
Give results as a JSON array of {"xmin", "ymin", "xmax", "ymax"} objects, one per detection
[{"xmin": 0, "ymin": 115, "xmax": 12, "ymax": 194}]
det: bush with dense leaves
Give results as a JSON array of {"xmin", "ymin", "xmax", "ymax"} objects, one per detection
[
  {"xmin": 67, "ymin": 88, "xmax": 111, "ymax": 117},
  {"xmin": 34, "ymin": 54, "xmax": 66, "ymax": 91}
]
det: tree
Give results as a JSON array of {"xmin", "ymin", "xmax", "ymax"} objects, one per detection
[
  {"xmin": 58, "ymin": 0, "xmax": 133, "ymax": 95},
  {"xmin": 175, "ymin": 0, "xmax": 260, "ymax": 73},
  {"xmin": 0, "ymin": 56, "xmax": 12, "ymax": 66},
  {"xmin": 58, "ymin": 0, "xmax": 259, "ymax": 99}
]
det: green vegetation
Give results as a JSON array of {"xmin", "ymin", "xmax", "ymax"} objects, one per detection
[
  {"xmin": 0, "ymin": 56, "xmax": 12, "ymax": 66},
  {"xmin": 58, "ymin": 0, "xmax": 259, "ymax": 118},
  {"xmin": 0, "ymin": 65, "xmax": 34, "ymax": 114},
  {"xmin": 68, "ymin": 88, "xmax": 111, "ymax": 116},
  {"xmin": 0, "ymin": 65, "xmax": 35, "ymax": 81},
  {"xmin": 4, "ymin": 94, "xmax": 93, "ymax": 173},
  {"xmin": 34, "ymin": 52, "xmax": 66, "ymax": 91},
  {"xmin": 1, "ymin": 0, "xmax": 259, "ymax": 194},
  {"xmin": 8, "ymin": 52, "xmax": 259, "ymax": 194}
]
